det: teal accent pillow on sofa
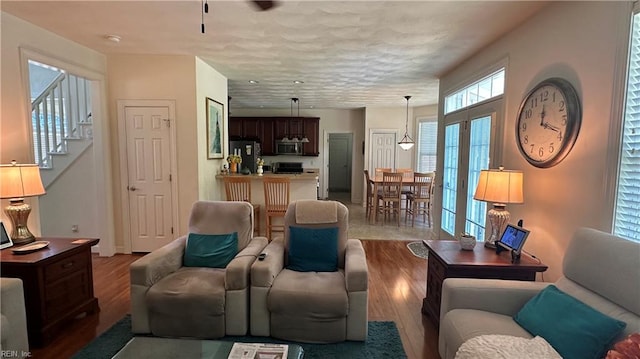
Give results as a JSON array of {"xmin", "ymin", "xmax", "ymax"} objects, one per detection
[
  {"xmin": 183, "ymin": 232, "xmax": 238, "ymax": 268},
  {"xmin": 287, "ymin": 226, "xmax": 338, "ymax": 272},
  {"xmin": 513, "ymin": 285, "xmax": 626, "ymax": 359}
]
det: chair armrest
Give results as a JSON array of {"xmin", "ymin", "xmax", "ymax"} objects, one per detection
[
  {"xmin": 251, "ymin": 238, "xmax": 285, "ymax": 288},
  {"xmin": 226, "ymin": 236, "xmax": 269, "ymax": 290},
  {"xmin": 130, "ymin": 236, "xmax": 186, "ymax": 287},
  {"xmin": 0, "ymin": 278, "xmax": 28, "ymax": 353},
  {"xmin": 345, "ymin": 239, "xmax": 368, "ymax": 292},
  {"xmin": 440, "ymin": 278, "xmax": 549, "ymax": 322}
]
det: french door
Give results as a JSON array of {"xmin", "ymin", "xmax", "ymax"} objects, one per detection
[{"xmin": 440, "ymin": 100, "xmax": 501, "ymax": 241}]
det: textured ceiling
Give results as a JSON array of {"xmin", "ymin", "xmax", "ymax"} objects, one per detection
[{"xmin": 2, "ymin": 1, "xmax": 547, "ymax": 109}]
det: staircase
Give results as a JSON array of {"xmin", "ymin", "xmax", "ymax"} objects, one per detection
[{"xmin": 31, "ymin": 69, "xmax": 93, "ymax": 188}]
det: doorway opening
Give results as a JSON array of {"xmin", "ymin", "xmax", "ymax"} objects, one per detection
[{"xmin": 326, "ymin": 133, "xmax": 353, "ymax": 203}]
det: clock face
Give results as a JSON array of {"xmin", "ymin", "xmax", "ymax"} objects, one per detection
[{"xmin": 516, "ymin": 78, "xmax": 581, "ymax": 168}]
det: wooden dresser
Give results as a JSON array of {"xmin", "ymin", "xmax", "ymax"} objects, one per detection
[
  {"xmin": 0, "ymin": 237, "xmax": 100, "ymax": 347},
  {"xmin": 421, "ymin": 239, "xmax": 548, "ymax": 328}
]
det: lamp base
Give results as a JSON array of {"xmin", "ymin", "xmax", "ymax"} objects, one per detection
[
  {"xmin": 485, "ymin": 204, "xmax": 510, "ymax": 249},
  {"xmin": 5, "ymin": 199, "xmax": 36, "ymax": 245}
]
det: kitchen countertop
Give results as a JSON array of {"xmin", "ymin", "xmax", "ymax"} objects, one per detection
[{"xmin": 216, "ymin": 173, "xmax": 318, "ymax": 180}]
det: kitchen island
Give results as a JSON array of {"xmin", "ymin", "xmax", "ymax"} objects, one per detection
[{"xmin": 215, "ymin": 172, "xmax": 319, "ymax": 238}]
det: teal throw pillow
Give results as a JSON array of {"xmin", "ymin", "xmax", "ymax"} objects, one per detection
[
  {"xmin": 287, "ymin": 226, "xmax": 338, "ymax": 272},
  {"xmin": 513, "ymin": 285, "xmax": 626, "ymax": 359},
  {"xmin": 183, "ymin": 232, "xmax": 238, "ymax": 268}
]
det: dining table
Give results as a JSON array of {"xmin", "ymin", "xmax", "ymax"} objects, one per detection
[{"xmin": 369, "ymin": 173, "xmax": 416, "ymax": 225}]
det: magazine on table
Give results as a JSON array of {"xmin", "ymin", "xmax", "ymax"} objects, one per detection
[{"xmin": 228, "ymin": 343, "xmax": 288, "ymax": 359}]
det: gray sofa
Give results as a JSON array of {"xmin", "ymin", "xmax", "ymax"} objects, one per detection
[
  {"xmin": 439, "ymin": 227, "xmax": 640, "ymax": 359},
  {"xmin": 0, "ymin": 278, "xmax": 29, "ymax": 355}
]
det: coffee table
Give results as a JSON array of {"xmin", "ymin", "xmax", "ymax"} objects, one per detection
[{"xmin": 112, "ymin": 337, "xmax": 304, "ymax": 359}]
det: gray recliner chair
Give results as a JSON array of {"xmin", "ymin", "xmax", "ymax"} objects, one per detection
[
  {"xmin": 0, "ymin": 278, "xmax": 28, "ymax": 355},
  {"xmin": 250, "ymin": 200, "xmax": 369, "ymax": 343},
  {"xmin": 130, "ymin": 200, "xmax": 268, "ymax": 338}
]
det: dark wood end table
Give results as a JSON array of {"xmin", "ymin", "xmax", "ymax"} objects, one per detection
[
  {"xmin": 421, "ymin": 239, "xmax": 548, "ymax": 327},
  {"xmin": 1, "ymin": 237, "xmax": 100, "ymax": 347}
]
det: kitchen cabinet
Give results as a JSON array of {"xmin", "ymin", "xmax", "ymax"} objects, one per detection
[
  {"xmin": 229, "ymin": 117, "xmax": 320, "ymax": 157},
  {"xmin": 302, "ymin": 118, "xmax": 320, "ymax": 156}
]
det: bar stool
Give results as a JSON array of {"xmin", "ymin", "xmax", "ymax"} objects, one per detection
[
  {"xmin": 406, "ymin": 172, "xmax": 435, "ymax": 227},
  {"xmin": 263, "ymin": 177, "xmax": 290, "ymax": 241},
  {"xmin": 223, "ymin": 176, "xmax": 261, "ymax": 236}
]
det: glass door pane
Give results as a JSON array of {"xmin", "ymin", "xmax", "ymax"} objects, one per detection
[
  {"xmin": 441, "ymin": 123, "xmax": 460, "ymax": 235},
  {"xmin": 465, "ymin": 116, "xmax": 492, "ymax": 240}
]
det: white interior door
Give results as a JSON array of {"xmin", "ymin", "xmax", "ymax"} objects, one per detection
[
  {"xmin": 369, "ymin": 131, "xmax": 397, "ymax": 172},
  {"xmin": 124, "ymin": 106, "xmax": 174, "ymax": 252},
  {"xmin": 328, "ymin": 133, "xmax": 352, "ymax": 192}
]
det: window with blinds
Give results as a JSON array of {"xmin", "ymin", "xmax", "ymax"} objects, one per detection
[
  {"xmin": 417, "ymin": 120, "xmax": 437, "ymax": 172},
  {"xmin": 614, "ymin": 12, "xmax": 640, "ymax": 242}
]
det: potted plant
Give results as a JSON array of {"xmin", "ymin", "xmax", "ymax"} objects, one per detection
[
  {"xmin": 227, "ymin": 155, "xmax": 242, "ymax": 173},
  {"xmin": 256, "ymin": 158, "xmax": 265, "ymax": 175}
]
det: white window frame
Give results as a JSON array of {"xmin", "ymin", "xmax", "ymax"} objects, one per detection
[
  {"xmin": 415, "ymin": 116, "xmax": 438, "ymax": 172},
  {"xmin": 609, "ymin": 5, "xmax": 640, "ymax": 242}
]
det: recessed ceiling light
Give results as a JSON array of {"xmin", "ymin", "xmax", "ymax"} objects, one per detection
[
  {"xmin": 293, "ymin": 80, "xmax": 304, "ymax": 84},
  {"xmin": 105, "ymin": 35, "xmax": 121, "ymax": 43},
  {"xmin": 249, "ymin": 80, "xmax": 259, "ymax": 84}
]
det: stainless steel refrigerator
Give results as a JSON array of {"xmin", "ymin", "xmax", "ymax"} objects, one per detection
[{"xmin": 229, "ymin": 140, "xmax": 261, "ymax": 173}]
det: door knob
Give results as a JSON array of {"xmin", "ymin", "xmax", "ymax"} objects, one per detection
[{"xmin": 128, "ymin": 186, "xmax": 137, "ymax": 191}]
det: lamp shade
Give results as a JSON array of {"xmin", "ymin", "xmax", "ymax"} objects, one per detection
[
  {"xmin": 473, "ymin": 168, "xmax": 523, "ymax": 205},
  {"xmin": 0, "ymin": 163, "xmax": 46, "ymax": 199}
]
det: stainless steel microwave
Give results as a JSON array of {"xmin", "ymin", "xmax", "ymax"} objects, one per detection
[{"xmin": 276, "ymin": 141, "xmax": 302, "ymax": 155}]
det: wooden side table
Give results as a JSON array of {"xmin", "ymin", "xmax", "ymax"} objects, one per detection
[
  {"xmin": 0, "ymin": 237, "xmax": 100, "ymax": 347},
  {"xmin": 421, "ymin": 239, "xmax": 547, "ymax": 327}
]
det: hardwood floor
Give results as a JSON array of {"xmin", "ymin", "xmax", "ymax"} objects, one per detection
[{"xmin": 30, "ymin": 240, "xmax": 440, "ymax": 359}]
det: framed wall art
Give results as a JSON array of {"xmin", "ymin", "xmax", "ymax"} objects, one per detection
[{"xmin": 206, "ymin": 97, "xmax": 224, "ymax": 159}]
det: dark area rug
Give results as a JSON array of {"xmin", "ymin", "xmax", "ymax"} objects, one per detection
[
  {"xmin": 407, "ymin": 241, "xmax": 429, "ymax": 259},
  {"xmin": 72, "ymin": 315, "xmax": 407, "ymax": 359}
]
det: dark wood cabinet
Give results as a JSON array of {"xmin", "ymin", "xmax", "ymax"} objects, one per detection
[
  {"xmin": 228, "ymin": 117, "xmax": 243, "ymax": 140},
  {"xmin": 242, "ymin": 118, "xmax": 262, "ymax": 140},
  {"xmin": 421, "ymin": 240, "xmax": 547, "ymax": 328},
  {"xmin": 261, "ymin": 119, "xmax": 275, "ymax": 155},
  {"xmin": 229, "ymin": 116, "xmax": 320, "ymax": 157},
  {"xmin": 1, "ymin": 237, "xmax": 100, "ymax": 347},
  {"xmin": 302, "ymin": 118, "xmax": 320, "ymax": 156}
]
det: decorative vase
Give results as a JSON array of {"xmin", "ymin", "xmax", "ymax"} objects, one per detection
[
  {"xmin": 230, "ymin": 162, "xmax": 238, "ymax": 173},
  {"xmin": 257, "ymin": 165, "xmax": 264, "ymax": 176},
  {"xmin": 459, "ymin": 233, "xmax": 476, "ymax": 251}
]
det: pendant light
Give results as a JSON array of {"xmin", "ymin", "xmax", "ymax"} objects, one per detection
[
  {"xmin": 282, "ymin": 98, "xmax": 294, "ymax": 142},
  {"xmin": 298, "ymin": 98, "xmax": 309, "ymax": 143},
  {"xmin": 398, "ymin": 95, "xmax": 415, "ymax": 150}
]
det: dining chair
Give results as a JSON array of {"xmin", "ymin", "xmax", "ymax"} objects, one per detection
[
  {"xmin": 223, "ymin": 176, "xmax": 261, "ymax": 236},
  {"xmin": 374, "ymin": 168, "xmax": 392, "ymax": 178},
  {"xmin": 376, "ymin": 172, "xmax": 403, "ymax": 226},
  {"xmin": 363, "ymin": 170, "xmax": 375, "ymax": 219},
  {"xmin": 263, "ymin": 177, "xmax": 290, "ymax": 241},
  {"xmin": 406, "ymin": 172, "xmax": 435, "ymax": 227},
  {"xmin": 395, "ymin": 168, "xmax": 415, "ymax": 211}
]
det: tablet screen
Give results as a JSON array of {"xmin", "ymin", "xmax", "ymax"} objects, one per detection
[
  {"xmin": 0, "ymin": 221, "xmax": 13, "ymax": 249},
  {"xmin": 497, "ymin": 224, "xmax": 529, "ymax": 254}
]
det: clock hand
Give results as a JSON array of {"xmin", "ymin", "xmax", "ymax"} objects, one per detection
[
  {"xmin": 543, "ymin": 122, "xmax": 560, "ymax": 132},
  {"xmin": 540, "ymin": 105, "xmax": 546, "ymax": 126}
]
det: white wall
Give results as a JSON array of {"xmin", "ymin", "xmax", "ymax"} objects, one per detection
[
  {"xmin": 108, "ymin": 54, "xmax": 200, "ymax": 250},
  {"xmin": 195, "ymin": 57, "xmax": 228, "ymax": 201},
  {"xmin": 40, "ymin": 146, "xmax": 98, "ymax": 237},
  {"xmin": 438, "ymin": 2, "xmax": 632, "ymax": 281},
  {"xmin": 0, "ymin": 12, "xmax": 107, "ymax": 240}
]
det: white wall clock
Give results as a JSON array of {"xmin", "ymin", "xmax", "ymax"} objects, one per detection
[{"xmin": 516, "ymin": 77, "xmax": 582, "ymax": 168}]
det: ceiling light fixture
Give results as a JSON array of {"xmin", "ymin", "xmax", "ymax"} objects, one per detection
[
  {"xmin": 249, "ymin": 80, "xmax": 259, "ymax": 84},
  {"xmin": 296, "ymin": 98, "xmax": 309, "ymax": 143},
  {"xmin": 398, "ymin": 95, "xmax": 415, "ymax": 150},
  {"xmin": 105, "ymin": 35, "xmax": 121, "ymax": 43},
  {"xmin": 293, "ymin": 80, "xmax": 304, "ymax": 84},
  {"xmin": 290, "ymin": 98, "xmax": 300, "ymax": 143}
]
